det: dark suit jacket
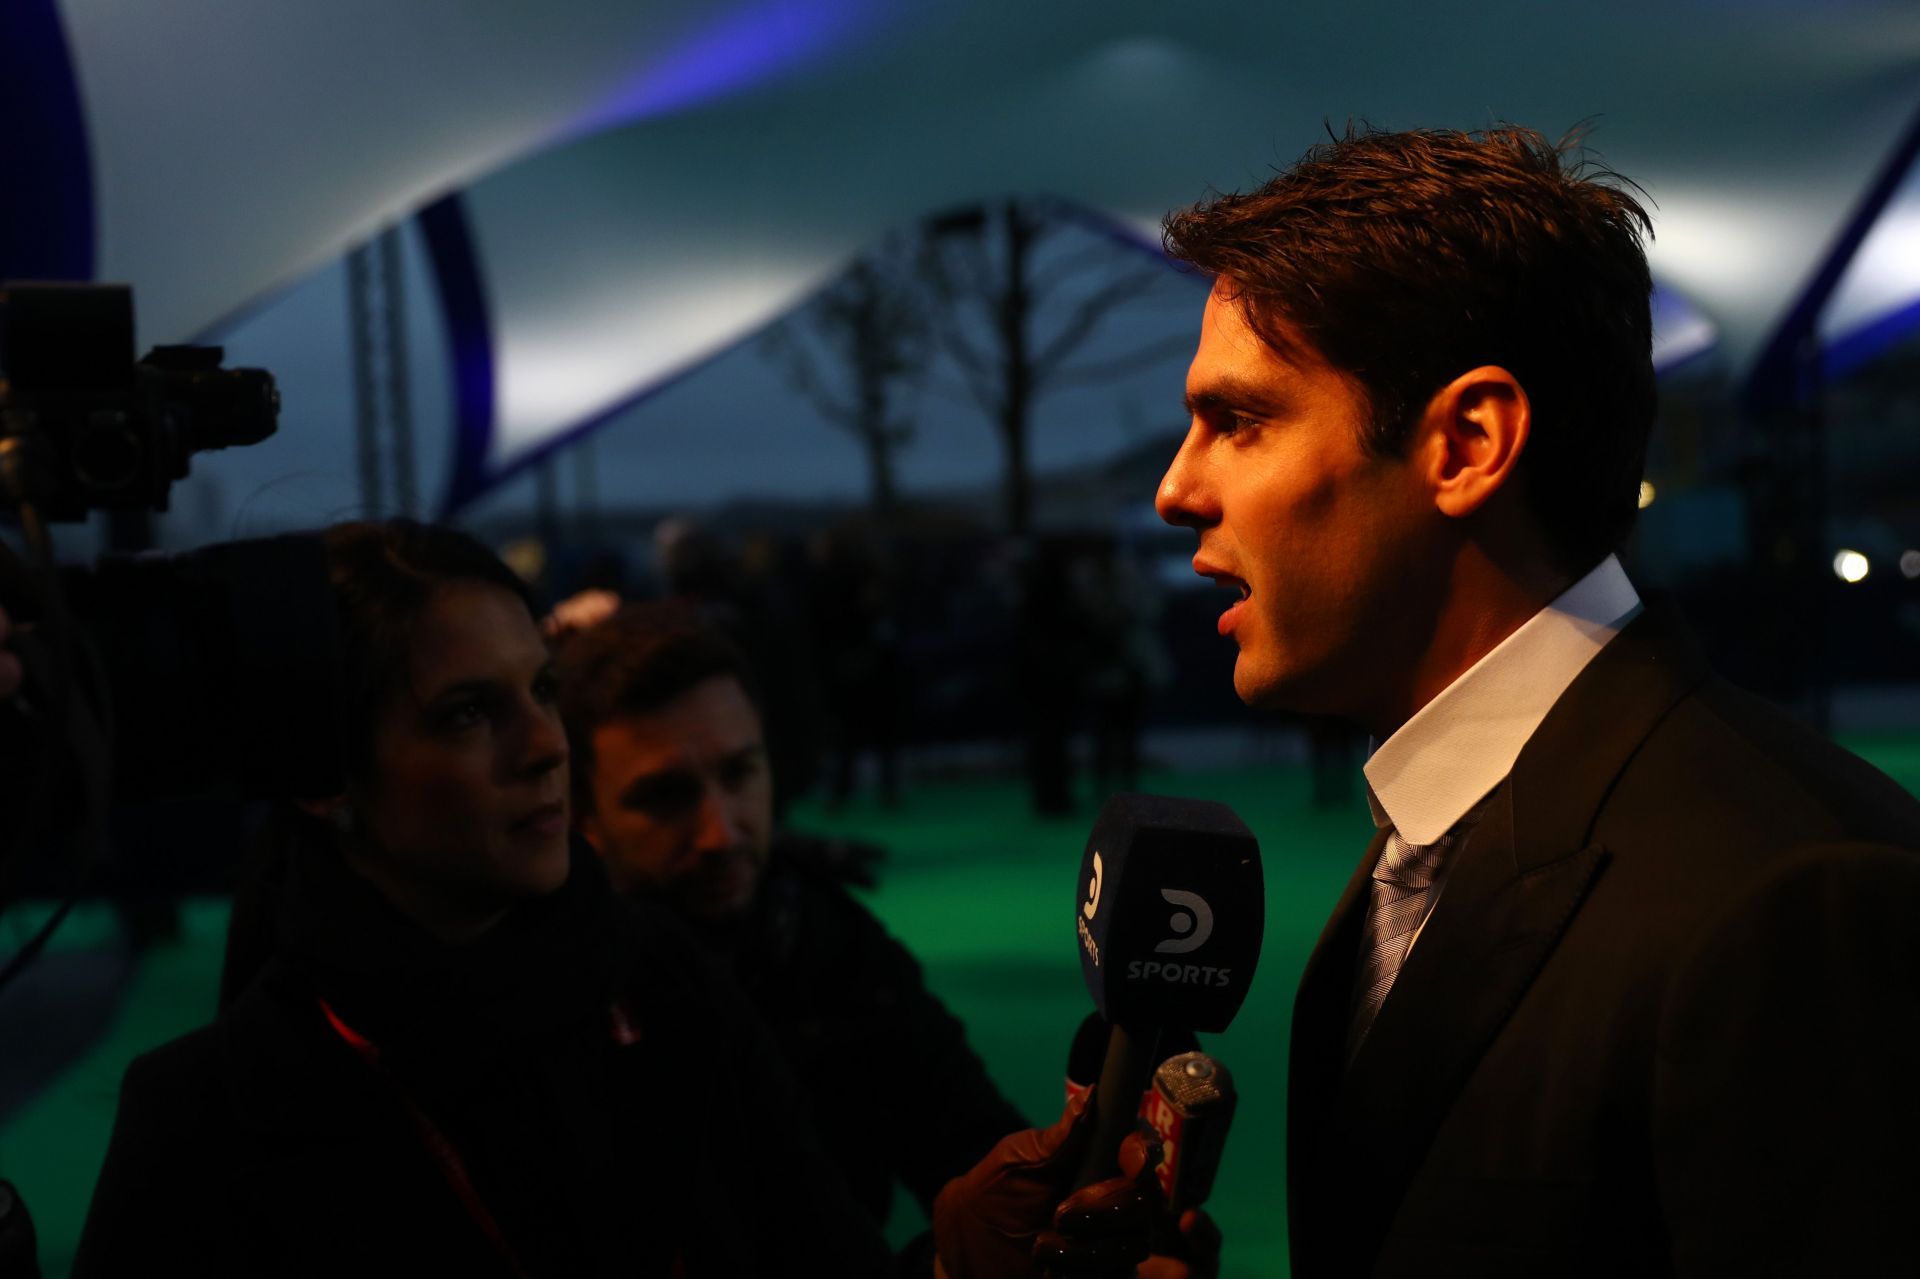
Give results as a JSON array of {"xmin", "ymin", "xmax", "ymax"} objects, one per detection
[
  {"xmin": 731, "ymin": 850, "xmax": 1028, "ymax": 1224},
  {"xmin": 1288, "ymin": 606, "xmax": 1920, "ymax": 1277}
]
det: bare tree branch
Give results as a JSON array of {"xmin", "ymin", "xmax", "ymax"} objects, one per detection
[
  {"xmin": 921, "ymin": 237, "xmax": 991, "ymax": 305},
  {"xmin": 1025, "ymin": 212, "xmax": 1069, "ymax": 258},
  {"xmin": 933, "ymin": 315, "xmax": 998, "ymax": 386},
  {"xmin": 1039, "ymin": 240, "xmax": 1124, "ymax": 279},
  {"xmin": 1041, "ymin": 333, "xmax": 1198, "ymax": 393},
  {"xmin": 761, "ymin": 322, "xmax": 861, "ymax": 425},
  {"xmin": 753, "ymin": 238, "xmax": 935, "ymax": 515},
  {"xmin": 1031, "ymin": 268, "xmax": 1171, "ymax": 382},
  {"xmin": 808, "ymin": 390, "xmax": 863, "ymax": 427}
]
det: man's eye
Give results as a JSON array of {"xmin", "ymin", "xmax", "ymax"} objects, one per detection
[
  {"xmin": 720, "ymin": 756, "xmax": 763, "ymax": 789},
  {"xmin": 625, "ymin": 774, "xmax": 701, "ymax": 817},
  {"xmin": 436, "ymin": 701, "xmax": 485, "ymax": 730},
  {"xmin": 1220, "ymin": 413, "xmax": 1259, "ymax": 436}
]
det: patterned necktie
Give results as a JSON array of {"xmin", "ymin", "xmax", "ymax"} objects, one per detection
[{"xmin": 1347, "ymin": 819, "xmax": 1454, "ymax": 1061}]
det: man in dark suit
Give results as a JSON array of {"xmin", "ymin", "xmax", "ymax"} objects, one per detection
[{"xmin": 1152, "ymin": 125, "xmax": 1920, "ymax": 1275}]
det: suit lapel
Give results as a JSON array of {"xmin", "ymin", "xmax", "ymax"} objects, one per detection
[
  {"xmin": 1292, "ymin": 603, "xmax": 1712, "ymax": 1269},
  {"xmin": 1293, "ymin": 824, "xmax": 1387, "ymax": 1090},
  {"xmin": 1287, "ymin": 824, "xmax": 1386, "ymax": 1269},
  {"xmin": 1334, "ymin": 788, "xmax": 1608, "ymax": 1219}
]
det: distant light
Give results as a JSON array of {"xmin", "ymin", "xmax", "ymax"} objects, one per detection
[
  {"xmin": 1637, "ymin": 480, "xmax": 1656, "ymax": 510},
  {"xmin": 1834, "ymin": 550, "xmax": 1870, "ymax": 584},
  {"xmin": 1903, "ymin": 550, "xmax": 1920, "ymax": 580},
  {"xmin": 501, "ymin": 538, "xmax": 547, "ymax": 583}
]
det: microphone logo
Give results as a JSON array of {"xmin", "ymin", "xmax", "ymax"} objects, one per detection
[
  {"xmin": 1154, "ymin": 889, "xmax": 1214, "ymax": 954},
  {"xmin": 1083, "ymin": 852, "xmax": 1104, "ymax": 920}
]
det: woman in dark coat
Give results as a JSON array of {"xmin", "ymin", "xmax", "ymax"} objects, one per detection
[{"xmin": 71, "ymin": 521, "xmax": 905, "ymax": 1276}]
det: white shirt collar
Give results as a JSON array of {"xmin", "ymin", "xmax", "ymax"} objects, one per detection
[{"xmin": 1362, "ymin": 555, "xmax": 1643, "ymax": 845}]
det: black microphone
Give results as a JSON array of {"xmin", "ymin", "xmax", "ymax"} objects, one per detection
[
  {"xmin": 1142, "ymin": 1052, "xmax": 1237, "ymax": 1213},
  {"xmin": 1072, "ymin": 793, "xmax": 1262, "ymax": 1188},
  {"xmin": 1064, "ymin": 1009, "xmax": 1199, "ymax": 1109}
]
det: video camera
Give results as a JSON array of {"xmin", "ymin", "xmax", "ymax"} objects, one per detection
[
  {"xmin": 0, "ymin": 282, "xmax": 339, "ymax": 930},
  {"xmin": 0, "ymin": 282, "xmax": 277, "ymax": 522}
]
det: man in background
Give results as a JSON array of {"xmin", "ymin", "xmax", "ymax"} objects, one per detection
[
  {"xmin": 553, "ymin": 601, "xmax": 1027, "ymax": 1228},
  {"xmin": 1153, "ymin": 125, "xmax": 1920, "ymax": 1274}
]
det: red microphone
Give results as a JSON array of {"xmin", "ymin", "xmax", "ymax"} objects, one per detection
[{"xmin": 1141, "ymin": 1051, "xmax": 1237, "ymax": 1213}]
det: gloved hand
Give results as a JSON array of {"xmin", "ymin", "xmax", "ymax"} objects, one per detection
[
  {"xmin": 933, "ymin": 1089, "xmax": 1097, "ymax": 1278},
  {"xmin": 933, "ymin": 1093, "xmax": 1221, "ymax": 1279},
  {"xmin": 1034, "ymin": 1128, "xmax": 1221, "ymax": 1278},
  {"xmin": 1032, "ymin": 1126, "xmax": 1161, "ymax": 1276}
]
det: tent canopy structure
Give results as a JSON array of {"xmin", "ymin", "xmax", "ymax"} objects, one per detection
[{"xmin": 7, "ymin": 0, "xmax": 1920, "ymax": 518}]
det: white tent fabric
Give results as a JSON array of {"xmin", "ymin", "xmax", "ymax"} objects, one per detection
[
  {"xmin": 42, "ymin": 0, "xmax": 1920, "ymax": 499},
  {"xmin": 1825, "ymin": 154, "xmax": 1920, "ymax": 368}
]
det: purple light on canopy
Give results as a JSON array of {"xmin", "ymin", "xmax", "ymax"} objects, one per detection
[
  {"xmin": 1650, "ymin": 281, "xmax": 1718, "ymax": 375},
  {"xmin": 586, "ymin": 0, "xmax": 893, "ymax": 129}
]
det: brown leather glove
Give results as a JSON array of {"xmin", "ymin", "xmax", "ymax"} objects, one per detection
[
  {"xmin": 1032, "ymin": 1127, "xmax": 1162, "ymax": 1276},
  {"xmin": 1038, "ymin": 1129, "xmax": 1223, "ymax": 1279},
  {"xmin": 934, "ymin": 1096, "xmax": 1218, "ymax": 1279},
  {"xmin": 933, "ymin": 1090, "xmax": 1097, "ymax": 1279}
]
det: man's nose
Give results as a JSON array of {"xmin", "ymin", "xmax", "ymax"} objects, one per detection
[
  {"xmin": 1155, "ymin": 427, "xmax": 1215, "ymax": 529},
  {"xmin": 517, "ymin": 704, "xmax": 569, "ymax": 780},
  {"xmin": 693, "ymin": 787, "xmax": 746, "ymax": 853}
]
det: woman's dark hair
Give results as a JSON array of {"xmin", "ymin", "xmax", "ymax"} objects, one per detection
[
  {"xmin": 321, "ymin": 519, "xmax": 535, "ymax": 780},
  {"xmin": 1163, "ymin": 124, "xmax": 1656, "ymax": 574},
  {"xmin": 221, "ymin": 520, "xmax": 534, "ymax": 1009}
]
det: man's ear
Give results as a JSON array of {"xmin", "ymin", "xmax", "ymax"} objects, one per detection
[{"xmin": 1418, "ymin": 365, "xmax": 1530, "ymax": 520}]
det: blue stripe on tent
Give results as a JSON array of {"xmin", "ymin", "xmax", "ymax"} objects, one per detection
[
  {"xmin": 1823, "ymin": 296, "xmax": 1920, "ymax": 383},
  {"xmin": 0, "ymin": 0, "xmax": 94, "ymax": 280},
  {"xmin": 584, "ymin": 0, "xmax": 889, "ymax": 129},
  {"xmin": 416, "ymin": 195, "xmax": 496, "ymax": 516},
  {"xmin": 1743, "ymin": 101, "xmax": 1920, "ymax": 413}
]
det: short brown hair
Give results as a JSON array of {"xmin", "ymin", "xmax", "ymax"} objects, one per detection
[
  {"xmin": 553, "ymin": 601, "xmax": 761, "ymax": 809},
  {"xmin": 1164, "ymin": 124, "xmax": 1655, "ymax": 572}
]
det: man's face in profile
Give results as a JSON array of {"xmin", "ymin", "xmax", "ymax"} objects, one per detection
[
  {"xmin": 1155, "ymin": 282, "xmax": 1435, "ymax": 723},
  {"xmin": 577, "ymin": 674, "xmax": 774, "ymax": 922}
]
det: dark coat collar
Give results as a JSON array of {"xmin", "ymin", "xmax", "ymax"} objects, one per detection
[
  {"xmin": 1288, "ymin": 602, "xmax": 1711, "ymax": 1274},
  {"xmin": 214, "ymin": 837, "xmax": 640, "ymax": 1141}
]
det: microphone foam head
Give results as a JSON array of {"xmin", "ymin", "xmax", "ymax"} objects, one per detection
[
  {"xmin": 1153, "ymin": 1051, "xmax": 1237, "ymax": 1115},
  {"xmin": 1075, "ymin": 792, "xmax": 1263, "ymax": 1034}
]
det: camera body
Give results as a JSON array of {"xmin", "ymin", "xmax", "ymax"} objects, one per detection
[
  {"xmin": 0, "ymin": 282, "xmax": 277, "ymax": 521},
  {"xmin": 0, "ymin": 284, "xmax": 332, "ymax": 881}
]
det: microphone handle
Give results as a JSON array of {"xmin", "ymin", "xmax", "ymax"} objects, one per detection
[{"xmin": 1072, "ymin": 1021, "xmax": 1158, "ymax": 1189}]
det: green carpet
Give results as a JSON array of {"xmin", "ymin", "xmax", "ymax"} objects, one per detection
[
  {"xmin": 0, "ymin": 900, "xmax": 228, "ymax": 1278},
  {"xmin": 4, "ymin": 735, "xmax": 1916, "ymax": 1277}
]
